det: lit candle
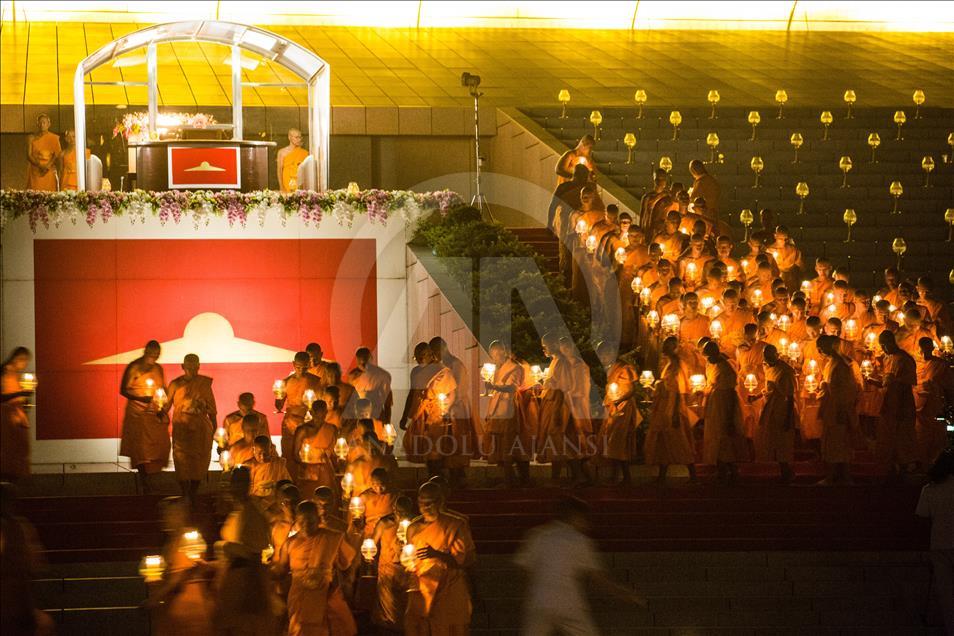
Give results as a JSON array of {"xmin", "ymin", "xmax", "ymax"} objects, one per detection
[
  {"xmin": 640, "ymin": 286, "xmax": 652, "ymax": 305},
  {"xmin": 646, "ymin": 310, "xmax": 660, "ymax": 329},
  {"xmin": 827, "ymin": 304, "xmax": 837, "ymax": 317},
  {"xmin": 844, "ymin": 319, "xmax": 858, "ymax": 339},
  {"xmin": 826, "ymin": 292, "xmax": 835, "ymax": 305},
  {"xmin": 481, "ymin": 363, "xmax": 496, "ymax": 383},
  {"xmin": 530, "ymin": 365, "xmax": 544, "ymax": 384},
  {"xmin": 701, "ymin": 296, "xmax": 715, "ymax": 310},
  {"xmin": 139, "ymin": 554, "xmax": 165, "ymax": 583},
  {"xmin": 804, "ymin": 374, "xmax": 818, "ymax": 394},
  {"xmin": 727, "ymin": 265, "xmax": 735, "ymax": 279},
  {"xmin": 575, "ymin": 219, "xmax": 587, "ymax": 235},
  {"xmin": 181, "ymin": 529, "xmax": 206, "ymax": 561},
  {"xmin": 272, "ymin": 379, "xmax": 286, "ymax": 399},
  {"xmin": 709, "ymin": 319, "xmax": 723, "ymax": 339},
  {"xmin": 214, "ymin": 426, "xmax": 228, "ymax": 446},
  {"xmin": 585, "ymin": 235, "xmax": 598, "ymax": 254},
  {"xmin": 752, "ymin": 289, "xmax": 763, "ymax": 306},
  {"xmin": 639, "ymin": 370, "xmax": 655, "ymax": 388},
  {"xmin": 662, "ymin": 313, "xmax": 680, "ymax": 336},
  {"xmin": 397, "ymin": 518, "xmax": 411, "ymax": 544},
  {"xmin": 860, "ymin": 360, "xmax": 873, "ymax": 379},
  {"xmin": 615, "ymin": 247, "xmax": 627, "ymax": 264},
  {"xmin": 779, "ymin": 337, "xmax": 788, "ymax": 350},
  {"xmin": 144, "ymin": 378, "xmax": 155, "ymax": 397},
  {"xmin": 607, "ymin": 382, "xmax": 620, "ymax": 400},
  {"xmin": 808, "ymin": 358, "xmax": 818, "ymax": 374},
  {"xmin": 778, "ymin": 315, "xmax": 791, "ymax": 332},
  {"xmin": 686, "ymin": 262, "xmax": 697, "ymax": 282},
  {"xmin": 219, "ymin": 449, "xmax": 232, "ymax": 471},
  {"xmin": 341, "ymin": 472, "xmax": 354, "ymax": 496},
  {"xmin": 303, "ymin": 389, "xmax": 316, "ymax": 409},
  {"xmin": 361, "ymin": 538, "xmax": 378, "ymax": 562},
  {"xmin": 941, "ymin": 336, "xmax": 953, "ymax": 353},
  {"xmin": 801, "ymin": 280, "xmax": 812, "ymax": 293},
  {"xmin": 741, "ymin": 259, "xmax": 750, "ymax": 273},
  {"xmin": 400, "ymin": 543, "xmax": 417, "ymax": 571},
  {"xmin": 865, "ymin": 332, "xmax": 877, "ymax": 351},
  {"xmin": 690, "ymin": 374, "xmax": 706, "ymax": 393},
  {"xmin": 631, "ymin": 276, "xmax": 644, "ymax": 294},
  {"xmin": 300, "ymin": 442, "xmax": 313, "ymax": 463},
  {"xmin": 787, "ymin": 341, "xmax": 800, "ymax": 362},
  {"xmin": 437, "ymin": 392, "xmax": 448, "ymax": 415},
  {"xmin": 19, "ymin": 372, "xmax": 38, "ymax": 391},
  {"xmin": 334, "ymin": 437, "xmax": 349, "ymax": 460},
  {"xmin": 384, "ymin": 423, "xmax": 397, "ymax": 445},
  {"xmin": 152, "ymin": 387, "xmax": 168, "ymax": 409},
  {"xmin": 895, "ymin": 311, "xmax": 906, "ymax": 325},
  {"xmin": 744, "ymin": 373, "xmax": 758, "ymax": 393},
  {"xmin": 872, "ymin": 294, "xmax": 882, "ymax": 305},
  {"xmin": 349, "ymin": 496, "xmax": 366, "ymax": 519}
]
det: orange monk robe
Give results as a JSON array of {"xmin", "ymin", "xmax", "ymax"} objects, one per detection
[
  {"xmin": 679, "ymin": 314, "xmax": 710, "ymax": 348},
  {"xmin": 150, "ymin": 534, "xmax": 215, "ymax": 636},
  {"xmin": 280, "ymin": 146, "xmax": 309, "ymax": 193},
  {"xmin": 701, "ymin": 358, "xmax": 747, "ymax": 464},
  {"xmin": 308, "ymin": 359, "xmax": 335, "ymax": 388},
  {"xmin": 222, "ymin": 409, "xmax": 270, "ymax": 448},
  {"xmin": 405, "ymin": 512, "xmax": 476, "ymax": 636},
  {"xmin": 599, "ymin": 362, "xmax": 640, "ymax": 461},
  {"xmin": 536, "ymin": 357, "xmax": 577, "ymax": 463},
  {"xmin": 356, "ymin": 490, "xmax": 396, "ymax": 539},
  {"xmin": 282, "ymin": 524, "xmax": 358, "ymax": 636},
  {"xmin": 768, "ymin": 243, "xmax": 801, "ymax": 273},
  {"xmin": 644, "ymin": 360, "xmax": 695, "ymax": 466},
  {"xmin": 563, "ymin": 353, "xmax": 594, "ymax": 456},
  {"xmin": 719, "ymin": 307, "xmax": 753, "ymax": 357},
  {"xmin": 897, "ymin": 326, "xmax": 936, "ymax": 358},
  {"xmin": 444, "ymin": 355, "xmax": 479, "ymax": 464},
  {"xmin": 656, "ymin": 295, "xmax": 680, "ymax": 317},
  {"xmin": 1, "ymin": 368, "xmax": 31, "ymax": 479},
  {"xmin": 919, "ymin": 299, "xmax": 952, "ymax": 335},
  {"xmin": 755, "ymin": 360, "xmax": 798, "ymax": 463},
  {"xmin": 248, "ymin": 456, "xmax": 292, "ymax": 503},
  {"xmin": 736, "ymin": 341, "xmax": 767, "ymax": 438},
  {"xmin": 215, "ymin": 501, "xmax": 274, "ymax": 634},
  {"xmin": 483, "ymin": 360, "xmax": 527, "ymax": 463},
  {"xmin": 345, "ymin": 443, "xmax": 397, "ymax": 500},
  {"xmin": 915, "ymin": 358, "xmax": 954, "ymax": 465},
  {"xmin": 875, "ymin": 351, "xmax": 919, "ymax": 467},
  {"xmin": 281, "ymin": 372, "xmax": 323, "ymax": 474},
  {"xmin": 119, "ymin": 363, "xmax": 170, "ymax": 469},
  {"xmin": 695, "ymin": 284, "xmax": 725, "ymax": 309},
  {"xmin": 809, "ymin": 277, "xmax": 834, "ymax": 311},
  {"xmin": 513, "ymin": 361, "xmax": 540, "ymax": 455},
  {"xmin": 294, "ymin": 422, "xmax": 338, "ymax": 497},
  {"xmin": 348, "ymin": 363, "xmax": 393, "ymax": 438},
  {"xmin": 229, "ymin": 439, "xmax": 256, "ymax": 467},
  {"xmin": 882, "ymin": 288, "xmax": 903, "ymax": 309},
  {"xmin": 653, "ymin": 231, "xmax": 687, "ymax": 263},
  {"xmin": 787, "ymin": 318, "xmax": 808, "ymax": 344},
  {"xmin": 403, "ymin": 366, "xmax": 460, "ymax": 464},
  {"xmin": 797, "ymin": 338, "xmax": 823, "ymax": 440},
  {"xmin": 168, "ymin": 375, "xmax": 216, "ymax": 482},
  {"xmin": 26, "ymin": 132, "xmax": 61, "ymax": 191},
  {"xmin": 619, "ymin": 251, "xmax": 647, "ymax": 343},
  {"xmin": 371, "ymin": 517, "xmax": 409, "ymax": 630},
  {"xmin": 678, "ymin": 254, "xmax": 713, "ymax": 290},
  {"xmin": 59, "ymin": 147, "xmax": 90, "ymax": 191},
  {"xmin": 818, "ymin": 356, "xmax": 859, "ymax": 463}
]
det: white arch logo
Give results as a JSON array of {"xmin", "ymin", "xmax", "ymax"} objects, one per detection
[{"xmin": 83, "ymin": 312, "xmax": 297, "ymax": 365}]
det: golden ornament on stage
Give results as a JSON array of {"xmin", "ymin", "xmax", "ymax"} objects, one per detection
[
  {"xmin": 820, "ymin": 110, "xmax": 833, "ymax": 140},
  {"xmin": 623, "ymin": 132, "xmax": 637, "ymax": 164},
  {"xmin": 893, "ymin": 110, "xmax": 906, "ymax": 140},
  {"xmin": 669, "ymin": 110, "xmax": 682, "ymax": 140},
  {"xmin": 750, "ymin": 156, "xmax": 764, "ymax": 188},
  {"xmin": 659, "ymin": 156, "xmax": 673, "ymax": 173},
  {"xmin": 921, "ymin": 156, "xmax": 935, "ymax": 187},
  {"xmin": 867, "ymin": 132, "xmax": 881, "ymax": 163},
  {"xmin": 843, "ymin": 89, "xmax": 856, "ymax": 118},
  {"xmin": 790, "ymin": 132, "xmax": 803, "ymax": 163},
  {"xmin": 912, "ymin": 89, "xmax": 925, "ymax": 118},
  {"xmin": 558, "ymin": 89, "xmax": 570, "ymax": 119},
  {"xmin": 748, "ymin": 110, "xmax": 760, "ymax": 140},
  {"xmin": 706, "ymin": 132, "xmax": 720, "ymax": 163},
  {"xmin": 889, "ymin": 181, "xmax": 903, "ymax": 214},
  {"xmin": 891, "ymin": 237, "xmax": 907, "ymax": 269},
  {"xmin": 839, "ymin": 156, "xmax": 852, "ymax": 188},
  {"xmin": 775, "ymin": 89, "xmax": 788, "ymax": 118},
  {"xmin": 740, "ymin": 208, "xmax": 754, "ymax": 241},
  {"xmin": 634, "ymin": 89, "xmax": 647, "ymax": 119},
  {"xmin": 707, "ymin": 89, "xmax": 720, "ymax": 119},
  {"xmin": 346, "ymin": 182, "xmax": 360, "ymax": 197},
  {"xmin": 589, "ymin": 110, "xmax": 602, "ymax": 141},
  {"xmin": 843, "ymin": 208, "xmax": 857, "ymax": 242}
]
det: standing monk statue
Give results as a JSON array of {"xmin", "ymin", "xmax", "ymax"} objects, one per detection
[
  {"xmin": 26, "ymin": 113, "xmax": 61, "ymax": 191},
  {"xmin": 276, "ymin": 128, "xmax": 308, "ymax": 192},
  {"xmin": 163, "ymin": 354, "xmax": 217, "ymax": 505},
  {"xmin": 119, "ymin": 340, "xmax": 169, "ymax": 494}
]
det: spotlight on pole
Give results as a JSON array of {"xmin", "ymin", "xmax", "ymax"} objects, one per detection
[{"xmin": 461, "ymin": 72, "xmax": 491, "ymax": 220}]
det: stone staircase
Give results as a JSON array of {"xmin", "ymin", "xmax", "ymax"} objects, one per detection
[
  {"xmin": 17, "ymin": 474, "xmax": 946, "ymax": 635},
  {"xmin": 508, "ymin": 226, "xmax": 560, "ymax": 276},
  {"xmin": 520, "ymin": 106, "xmax": 954, "ymax": 295}
]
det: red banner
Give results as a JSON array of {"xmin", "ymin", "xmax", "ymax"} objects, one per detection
[
  {"xmin": 168, "ymin": 146, "xmax": 240, "ymax": 188},
  {"xmin": 33, "ymin": 239, "xmax": 377, "ymax": 439}
]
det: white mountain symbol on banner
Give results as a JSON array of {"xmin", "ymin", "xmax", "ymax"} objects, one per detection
[
  {"xmin": 83, "ymin": 312, "xmax": 297, "ymax": 365},
  {"xmin": 184, "ymin": 161, "xmax": 225, "ymax": 172}
]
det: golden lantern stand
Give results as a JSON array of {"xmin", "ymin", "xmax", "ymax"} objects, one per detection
[
  {"xmin": 912, "ymin": 89, "xmax": 925, "ymax": 119},
  {"xmin": 775, "ymin": 89, "xmax": 788, "ymax": 119},
  {"xmin": 843, "ymin": 208, "xmax": 856, "ymax": 243},
  {"xmin": 867, "ymin": 133, "xmax": 881, "ymax": 163},
  {"xmin": 706, "ymin": 133, "xmax": 719, "ymax": 164},
  {"xmin": 839, "ymin": 156, "xmax": 852, "ymax": 188},
  {"xmin": 589, "ymin": 110, "xmax": 603, "ymax": 142},
  {"xmin": 795, "ymin": 182, "xmax": 809, "ymax": 215},
  {"xmin": 747, "ymin": 111, "xmax": 760, "ymax": 141},
  {"xmin": 623, "ymin": 133, "xmax": 637, "ymax": 164},
  {"xmin": 944, "ymin": 208, "xmax": 954, "ymax": 242},
  {"xmin": 820, "ymin": 111, "xmax": 833, "ymax": 141},
  {"xmin": 843, "ymin": 90, "xmax": 856, "ymax": 119},
  {"xmin": 740, "ymin": 208, "xmax": 754, "ymax": 242},
  {"xmin": 891, "ymin": 238, "xmax": 907, "ymax": 270},
  {"xmin": 750, "ymin": 156, "xmax": 763, "ymax": 188},
  {"xmin": 790, "ymin": 133, "xmax": 803, "ymax": 164},
  {"xmin": 634, "ymin": 89, "xmax": 647, "ymax": 119},
  {"xmin": 889, "ymin": 181, "xmax": 903, "ymax": 214},
  {"xmin": 558, "ymin": 89, "xmax": 571, "ymax": 119},
  {"xmin": 707, "ymin": 90, "xmax": 720, "ymax": 119},
  {"xmin": 669, "ymin": 111, "xmax": 681, "ymax": 141},
  {"xmin": 893, "ymin": 110, "xmax": 906, "ymax": 141},
  {"xmin": 921, "ymin": 156, "xmax": 935, "ymax": 187}
]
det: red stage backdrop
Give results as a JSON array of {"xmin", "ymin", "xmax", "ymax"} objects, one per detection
[{"xmin": 33, "ymin": 239, "xmax": 377, "ymax": 440}]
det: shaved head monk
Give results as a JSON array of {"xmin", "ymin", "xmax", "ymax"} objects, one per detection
[
  {"xmin": 277, "ymin": 352, "xmax": 323, "ymax": 480},
  {"xmin": 164, "ymin": 353, "xmax": 217, "ymax": 505},
  {"xmin": 277, "ymin": 127, "xmax": 308, "ymax": 192},
  {"xmin": 405, "ymin": 481, "xmax": 477, "ymax": 636},
  {"xmin": 119, "ymin": 340, "xmax": 169, "ymax": 494}
]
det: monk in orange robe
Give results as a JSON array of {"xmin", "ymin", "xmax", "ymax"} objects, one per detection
[
  {"xmin": 119, "ymin": 340, "xmax": 170, "ymax": 494},
  {"xmin": 536, "ymin": 333, "xmax": 580, "ymax": 484},
  {"xmin": 405, "ymin": 481, "xmax": 476, "ymax": 636},
  {"xmin": 403, "ymin": 351, "xmax": 459, "ymax": 478},
  {"xmin": 560, "ymin": 337, "xmax": 594, "ymax": 471},
  {"xmin": 226, "ymin": 414, "xmax": 261, "ymax": 468},
  {"xmin": 147, "ymin": 497, "xmax": 215, "ymax": 636},
  {"xmin": 596, "ymin": 342, "xmax": 640, "ymax": 485},
  {"xmin": 753, "ymin": 345, "xmax": 797, "ymax": 483},
  {"xmin": 429, "ymin": 337, "xmax": 477, "ymax": 484},
  {"xmin": 164, "ymin": 354, "xmax": 216, "ymax": 504},
  {"xmin": 677, "ymin": 234, "xmax": 713, "ymax": 291},
  {"xmin": 736, "ymin": 324, "xmax": 766, "ymax": 439},
  {"xmin": 869, "ymin": 330, "xmax": 919, "ymax": 479},
  {"xmin": 645, "ymin": 337, "xmax": 696, "ymax": 482},
  {"xmin": 293, "ymin": 401, "xmax": 339, "ymax": 498},
  {"xmin": 1, "ymin": 347, "xmax": 34, "ymax": 482},
  {"xmin": 304, "ymin": 342, "xmax": 334, "ymax": 388},
  {"xmin": 26, "ymin": 114, "xmax": 60, "ymax": 191},
  {"xmin": 347, "ymin": 347, "xmax": 393, "ymax": 439},
  {"xmin": 482, "ymin": 341, "xmax": 529, "ymax": 487},
  {"xmin": 277, "ymin": 128, "xmax": 309, "ymax": 192},
  {"xmin": 816, "ymin": 335, "xmax": 859, "ymax": 484},
  {"xmin": 248, "ymin": 435, "xmax": 292, "ymax": 508},
  {"xmin": 914, "ymin": 337, "xmax": 953, "ymax": 467},
  {"xmin": 717, "ymin": 289, "xmax": 750, "ymax": 357},
  {"xmin": 355, "ymin": 467, "xmax": 397, "ymax": 539},
  {"xmin": 700, "ymin": 341, "xmax": 747, "ymax": 483},
  {"xmin": 278, "ymin": 352, "xmax": 323, "ymax": 479},
  {"xmin": 653, "ymin": 211, "xmax": 688, "ymax": 263},
  {"xmin": 767, "ymin": 226, "xmax": 802, "ymax": 289},
  {"xmin": 277, "ymin": 497, "xmax": 358, "ymax": 636},
  {"xmin": 555, "ymin": 135, "xmax": 595, "ymax": 184},
  {"xmin": 371, "ymin": 496, "xmax": 414, "ymax": 632},
  {"xmin": 58, "ymin": 129, "xmax": 90, "ymax": 191},
  {"xmin": 221, "ymin": 392, "xmax": 270, "ymax": 452}
]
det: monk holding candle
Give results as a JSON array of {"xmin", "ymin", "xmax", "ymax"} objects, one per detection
[
  {"xmin": 1, "ymin": 347, "xmax": 35, "ymax": 482},
  {"xmin": 645, "ymin": 337, "xmax": 697, "ymax": 482},
  {"xmin": 277, "ymin": 128, "xmax": 308, "ymax": 192},
  {"xmin": 482, "ymin": 341, "xmax": 529, "ymax": 488},
  {"xmin": 277, "ymin": 352, "xmax": 323, "ymax": 479},
  {"xmin": 164, "ymin": 354, "xmax": 216, "ymax": 505},
  {"xmin": 25, "ymin": 114, "xmax": 60, "ymax": 191},
  {"xmin": 348, "ymin": 347, "xmax": 393, "ymax": 439},
  {"xmin": 371, "ymin": 495, "xmax": 414, "ymax": 632},
  {"xmin": 700, "ymin": 340, "xmax": 747, "ymax": 484},
  {"xmin": 120, "ymin": 340, "xmax": 169, "ymax": 494},
  {"xmin": 293, "ymin": 401, "xmax": 338, "ymax": 498},
  {"xmin": 221, "ymin": 393, "xmax": 270, "ymax": 453},
  {"xmin": 816, "ymin": 335, "xmax": 859, "ymax": 485},
  {"xmin": 596, "ymin": 342, "xmax": 640, "ymax": 485},
  {"xmin": 555, "ymin": 135, "xmax": 595, "ymax": 185},
  {"xmin": 429, "ymin": 337, "xmax": 477, "ymax": 486},
  {"xmin": 404, "ymin": 481, "xmax": 476, "ymax": 636},
  {"xmin": 403, "ymin": 349, "xmax": 458, "ymax": 479},
  {"xmin": 869, "ymin": 330, "xmax": 919, "ymax": 481},
  {"xmin": 247, "ymin": 436, "xmax": 291, "ymax": 506},
  {"xmin": 914, "ymin": 337, "xmax": 954, "ymax": 467},
  {"xmin": 753, "ymin": 345, "xmax": 797, "ymax": 483}
]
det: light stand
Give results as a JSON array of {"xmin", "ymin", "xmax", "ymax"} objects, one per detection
[{"xmin": 462, "ymin": 72, "xmax": 492, "ymax": 221}]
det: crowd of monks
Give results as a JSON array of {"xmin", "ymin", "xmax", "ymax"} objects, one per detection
[{"xmin": 548, "ymin": 142, "xmax": 954, "ymax": 484}]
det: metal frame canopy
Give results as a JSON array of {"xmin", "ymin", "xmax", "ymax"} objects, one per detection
[{"xmin": 72, "ymin": 20, "xmax": 330, "ymax": 191}]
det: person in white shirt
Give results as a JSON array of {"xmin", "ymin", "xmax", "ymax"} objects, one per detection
[
  {"xmin": 916, "ymin": 447, "xmax": 954, "ymax": 634},
  {"xmin": 514, "ymin": 496, "xmax": 646, "ymax": 635}
]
